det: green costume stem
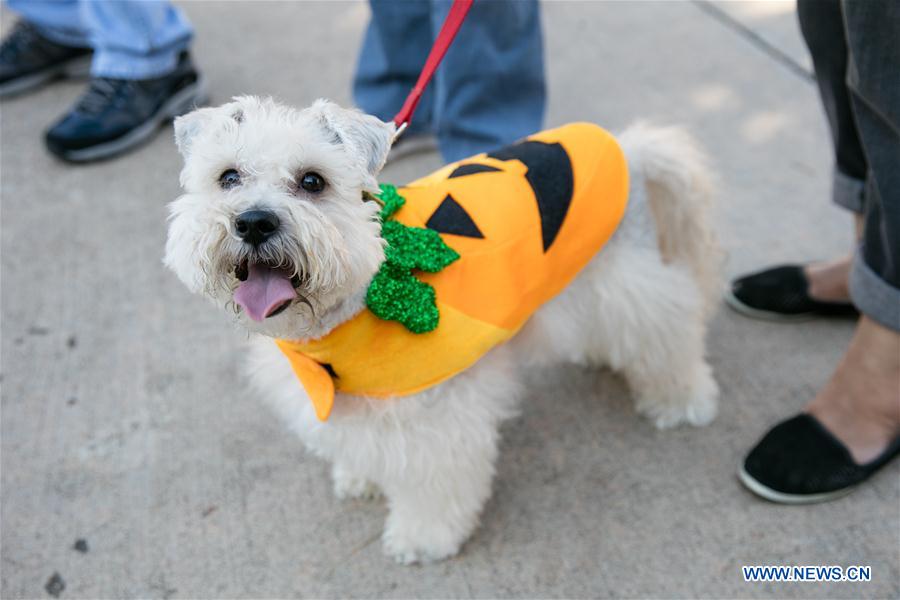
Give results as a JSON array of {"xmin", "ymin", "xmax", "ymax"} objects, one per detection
[{"xmin": 365, "ymin": 184, "xmax": 460, "ymax": 333}]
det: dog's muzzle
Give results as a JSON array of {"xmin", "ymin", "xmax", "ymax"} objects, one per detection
[{"xmin": 234, "ymin": 209, "xmax": 280, "ymax": 247}]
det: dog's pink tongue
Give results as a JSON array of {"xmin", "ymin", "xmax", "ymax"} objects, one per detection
[{"xmin": 234, "ymin": 264, "xmax": 297, "ymax": 322}]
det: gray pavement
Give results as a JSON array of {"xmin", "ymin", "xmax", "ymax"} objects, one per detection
[{"xmin": 2, "ymin": 1, "xmax": 898, "ymax": 598}]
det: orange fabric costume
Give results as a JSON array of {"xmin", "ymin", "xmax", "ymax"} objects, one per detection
[{"xmin": 275, "ymin": 123, "xmax": 629, "ymax": 421}]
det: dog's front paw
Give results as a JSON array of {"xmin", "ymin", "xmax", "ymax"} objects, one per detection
[
  {"xmin": 382, "ymin": 518, "xmax": 463, "ymax": 565},
  {"xmin": 643, "ymin": 397, "xmax": 717, "ymax": 429},
  {"xmin": 637, "ymin": 370, "xmax": 719, "ymax": 429},
  {"xmin": 332, "ymin": 466, "xmax": 382, "ymax": 501}
]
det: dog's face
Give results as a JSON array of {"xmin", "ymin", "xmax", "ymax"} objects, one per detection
[{"xmin": 164, "ymin": 96, "xmax": 393, "ymax": 338}]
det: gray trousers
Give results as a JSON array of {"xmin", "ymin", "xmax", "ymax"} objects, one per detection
[{"xmin": 798, "ymin": 0, "xmax": 899, "ymax": 331}]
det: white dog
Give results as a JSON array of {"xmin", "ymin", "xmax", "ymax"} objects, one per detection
[{"xmin": 165, "ymin": 96, "xmax": 721, "ymax": 564}]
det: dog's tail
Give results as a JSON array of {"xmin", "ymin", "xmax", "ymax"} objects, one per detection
[{"xmin": 618, "ymin": 122, "xmax": 722, "ymax": 315}]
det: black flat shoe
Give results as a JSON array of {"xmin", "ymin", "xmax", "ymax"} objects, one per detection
[
  {"xmin": 725, "ymin": 264, "xmax": 858, "ymax": 321},
  {"xmin": 740, "ymin": 414, "xmax": 900, "ymax": 504}
]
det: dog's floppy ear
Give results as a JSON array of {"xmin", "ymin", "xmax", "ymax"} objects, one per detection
[
  {"xmin": 174, "ymin": 107, "xmax": 214, "ymax": 158},
  {"xmin": 174, "ymin": 101, "xmax": 243, "ymax": 158},
  {"xmin": 310, "ymin": 99, "xmax": 396, "ymax": 176}
]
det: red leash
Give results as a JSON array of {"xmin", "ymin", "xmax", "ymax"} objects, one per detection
[{"xmin": 392, "ymin": 0, "xmax": 474, "ymax": 138}]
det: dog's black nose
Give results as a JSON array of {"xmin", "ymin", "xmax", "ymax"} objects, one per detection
[{"xmin": 234, "ymin": 210, "xmax": 280, "ymax": 246}]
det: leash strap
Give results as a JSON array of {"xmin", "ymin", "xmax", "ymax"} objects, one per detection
[{"xmin": 392, "ymin": 0, "xmax": 474, "ymax": 137}]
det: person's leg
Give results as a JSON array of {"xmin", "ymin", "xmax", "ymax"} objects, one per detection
[
  {"xmin": 39, "ymin": 1, "xmax": 203, "ymax": 161},
  {"xmin": 807, "ymin": 0, "xmax": 900, "ymax": 463},
  {"xmin": 797, "ymin": 0, "xmax": 866, "ymax": 302},
  {"xmin": 6, "ymin": 0, "xmax": 90, "ymax": 47},
  {"xmin": 741, "ymin": 0, "xmax": 900, "ymax": 503},
  {"xmin": 1, "ymin": 0, "xmax": 93, "ymax": 98},
  {"xmin": 79, "ymin": 0, "xmax": 193, "ymax": 80},
  {"xmin": 807, "ymin": 317, "xmax": 899, "ymax": 464},
  {"xmin": 353, "ymin": 0, "xmax": 435, "ymax": 136},
  {"xmin": 843, "ymin": 0, "xmax": 900, "ymax": 329},
  {"xmin": 798, "ymin": 0, "xmax": 868, "ymax": 209},
  {"xmin": 429, "ymin": 0, "xmax": 545, "ymax": 162},
  {"xmin": 7, "ymin": 0, "xmax": 193, "ymax": 78},
  {"xmin": 726, "ymin": 0, "xmax": 868, "ymax": 318}
]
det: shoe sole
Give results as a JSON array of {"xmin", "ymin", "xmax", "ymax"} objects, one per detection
[
  {"xmin": 737, "ymin": 466, "xmax": 857, "ymax": 504},
  {"xmin": 723, "ymin": 287, "xmax": 818, "ymax": 323},
  {"xmin": 52, "ymin": 76, "xmax": 208, "ymax": 163},
  {"xmin": 0, "ymin": 54, "xmax": 92, "ymax": 99}
]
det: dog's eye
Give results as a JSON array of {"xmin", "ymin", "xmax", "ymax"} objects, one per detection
[
  {"xmin": 299, "ymin": 172, "xmax": 326, "ymax": 193},
  {"xmin": 219, "ymin": 169, "xmax": 241, "ymax": 190}
]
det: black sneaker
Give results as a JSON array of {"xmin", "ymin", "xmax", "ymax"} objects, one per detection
[
  {"xmin": 0, "ymin": 20, "xmax": 92, "ymax": 98},
  {"xmin": 44, "ymin": 51, "xmax": 206, "ymax": 162},
  {"xmin": 725, "ymin": 264, "xmax": 859, "ymax": 321},
  {"xmin": 740, "ymin": 414, "xmax": 900, "ymax": 504}
]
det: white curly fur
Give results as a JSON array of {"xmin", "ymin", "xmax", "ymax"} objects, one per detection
[{"xmin": 165, "ymin": 96, "xmax": 722, "ymax": 564}]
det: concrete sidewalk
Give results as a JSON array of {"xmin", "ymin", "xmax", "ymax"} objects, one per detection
[{"xmin": 1, "ymin": 1, "xmax": 897, "ymax": 598}]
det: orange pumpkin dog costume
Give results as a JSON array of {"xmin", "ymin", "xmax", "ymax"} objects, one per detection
[{"xmin": 275, "ymin": 122, "xmax": 629, "ymax": 421}]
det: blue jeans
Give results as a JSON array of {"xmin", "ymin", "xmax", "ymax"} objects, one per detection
[
  {"xmin": 6, "ymin": 0, "xmax": 193, "ymax": 79},
  {"xmin": 354, "ymin": 0, "xmax": 545, "ymax": 162}
]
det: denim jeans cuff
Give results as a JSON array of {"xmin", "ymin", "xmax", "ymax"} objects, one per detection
[
  {"xmin": 34, "ymin": 24, "xmax": 91, "ymax": 49},
  {"xmin": 832, "ymin": 168, "xmax": 866, "ymax": 214},
  {"xmin": 91, "ymin": 44, "xmax": 188, "ymax": 80},
  {"xmin": 849, "ymin": 252, "xmax": 900, "ymax": 332}
]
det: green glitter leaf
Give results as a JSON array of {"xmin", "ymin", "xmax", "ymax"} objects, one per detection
[
  {"xmin": 366, "ymin": 185, "xmax": 460, "ymax": 333},
  {"xmin": 366, "ymin": 264, "xmax": 440, "ymax": 334},
  {"xmin": 381, "ymin": 221, "xmax": 460, "ymax": 272},
  {"xmin": 376, "ymin": 183, "xmax": 405, "ymax": 219}
]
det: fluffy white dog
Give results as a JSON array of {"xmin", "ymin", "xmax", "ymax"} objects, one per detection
[{"xmin": 165, "ymin": 96, "xmax": 721, "ymax": 564}]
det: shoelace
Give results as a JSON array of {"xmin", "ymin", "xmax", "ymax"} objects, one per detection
[{"xmin": 75, "ymin": 78, "xmax": 135, "ymax": 115}]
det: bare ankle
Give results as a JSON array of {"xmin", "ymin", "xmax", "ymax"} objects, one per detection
[
  {"xmin": 807, "ymin": 317, "xmax": 900, "ymax": 463},
  {"xmin": 804, "ymin": 256, "xmax": 852, "ymax": 303}
]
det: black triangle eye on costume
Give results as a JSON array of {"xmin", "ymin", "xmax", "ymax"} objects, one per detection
[{"xmin": 426, "ymin": 194, "xmax": 484, "ymax": 239}]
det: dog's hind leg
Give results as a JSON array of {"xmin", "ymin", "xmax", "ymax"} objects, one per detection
[{"xmin": 595, "ymin": 247, "xmax": 719, "ymax": 429}]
